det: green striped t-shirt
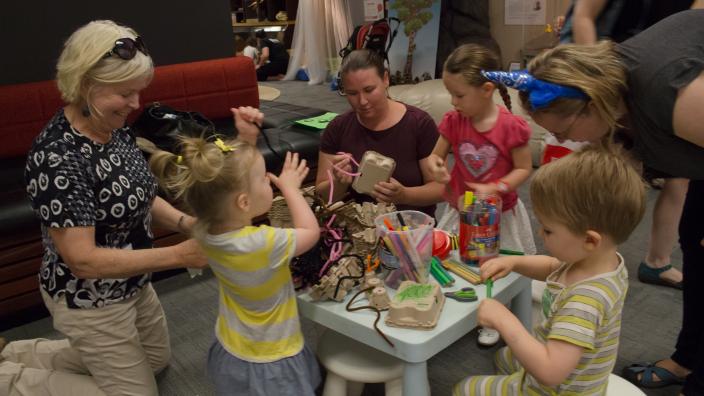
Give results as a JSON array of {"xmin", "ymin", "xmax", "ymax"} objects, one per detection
[{"xmin": 529, "ymin": 253, "xmax": 628, "ymax": 395}]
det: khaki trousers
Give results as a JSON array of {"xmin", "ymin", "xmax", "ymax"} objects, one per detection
[{"xmin": 0, "ymin": 283, "xmax": 170, "ymax": 396}]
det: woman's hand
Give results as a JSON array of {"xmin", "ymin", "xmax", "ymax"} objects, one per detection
[
  {"xmin": 329, "ymin": 153, "xmax": 354, "ymax": 185},
  {"xmin": 177, "ymin": 239, "xmax": 208, "ymax": 269},
  {"xmin": 465, "ymin": 181, "xmax": 500, "ymax": 195},
  {"xmin": 481, "ymin": 256, "xmax": 516, "ymax": 282},
  {"xmin": 372, "ymin": 178, "xmax": 406, "ymax": 204},
  {"xmin": 477, "ymin": 298, "xmax": 512, "ymax": 330},
  {"xmin": 427, "ymin": 153, "xmax": 451, "ymax": 184},
  {"xmin": 269, "ymin": 152, "xmax": 309, "ymax": 193},
  {"xmin": 231, "ymin": 106, "xmax": 263, "ymax": 145}
]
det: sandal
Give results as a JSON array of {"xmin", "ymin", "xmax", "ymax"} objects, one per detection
[
  {"xmin": 622, "ymin": 362, "xmax": 686, "ymax": 388},
  {"xmin": 638, "ymin": 262, "xmax": 683, "ymax": 290}
]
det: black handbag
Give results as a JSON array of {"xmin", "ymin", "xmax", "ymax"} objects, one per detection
[{"xmin": 132, "ymin": 103, "xmax": 216, "ymax": 153}]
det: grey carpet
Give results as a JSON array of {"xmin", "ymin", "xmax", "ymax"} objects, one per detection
[{"xmin": 2, "ymin": 81, "xmax": 683, "ymax": 396}]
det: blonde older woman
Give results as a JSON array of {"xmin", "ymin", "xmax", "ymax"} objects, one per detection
[{"xmin": 0, "ymin": 20, "xmax": 207, "ymax": 395}]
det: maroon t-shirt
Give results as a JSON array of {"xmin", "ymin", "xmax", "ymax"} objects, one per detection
[{"xmin": 319, "ymin": 104, "xmax": 439, "ymax": 216}]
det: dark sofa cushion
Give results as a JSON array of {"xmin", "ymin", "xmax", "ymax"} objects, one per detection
[{"xmin": 259, "ymin": 101, "xmax": 327, "ymax": 129}]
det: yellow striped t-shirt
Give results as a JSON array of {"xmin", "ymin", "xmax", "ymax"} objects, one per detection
[
  {"xmin": 527, "ymin": 253, "xmax": 628, "ymax": 395},
  {"xmin": 202, "ymin": 225, "xmax": 302, "ymax": 363}
]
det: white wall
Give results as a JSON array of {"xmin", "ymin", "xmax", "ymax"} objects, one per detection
[
  {"xmin": 347, "ymin": 0, "xmax": 571, "ymax": 70},
  {"xmin": 490, "ymin": 0, "xmax": 570, "ymax": 68}
]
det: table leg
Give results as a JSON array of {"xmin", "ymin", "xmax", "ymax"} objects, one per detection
[
  {"xmin": 402, "ymin": 361, "xmax": 429, "ymax": 396},
  {"xmin": 511, "ymin": 281, "xmax": 532, "ymax": 330}
]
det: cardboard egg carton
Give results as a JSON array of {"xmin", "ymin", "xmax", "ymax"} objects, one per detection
[
  {"xmin": 385, "ymin": 281, "xmax": 445, "ymax": 330},
  {"xmin": 309, "ymin": 256, "xmax": 364, "ymax": 302}
]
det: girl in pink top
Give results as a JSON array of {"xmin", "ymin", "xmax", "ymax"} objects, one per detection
[{"xmin": 429, "ymin": 44, "xmax": 536, "ymax": 258}]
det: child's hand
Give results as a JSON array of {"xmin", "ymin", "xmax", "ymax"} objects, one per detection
[
  {"xmin": 372, "ymin": 178, "xmax": 406, "ymax": 204},
  {"xmin": 269, "ymin": 151, "xmax": 309, "ymax": 193},
  {"xmin": 231, "ymin": 106, "xmax": 263, "ymax": 145},
  {"xmin": 329, "ymin": 153, "xmax": 354, "ymax": 185},
  {"xmin": 465, "ymin": 181, "xmax": 500, "ymax": 195},
  {"xmin": 477, "ymin": 298, "xmax": 511, "ymax": 330},
  {"xmin": 428, "ymin": 153, "xmax": 451, "ymax": 184},
  {"xmin": 481, "ymin": 256, "xmax": 515, "ymax": 281}
]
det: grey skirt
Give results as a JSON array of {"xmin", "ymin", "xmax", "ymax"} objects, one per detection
[{"xmin": 207, "ymin": 338, "xmax": 321, "ymax": 396}]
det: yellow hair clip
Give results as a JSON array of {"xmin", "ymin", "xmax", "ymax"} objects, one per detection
[
  {"xmin": 176, "ymin": 155, "xmax": 183, "ymax": 164},
  {"xmin": 214, "ymin": 138, "xmax": 235, "ymax": 153}
]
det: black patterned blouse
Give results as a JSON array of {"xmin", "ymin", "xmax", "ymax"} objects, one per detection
[{"xmin": 24, "ymin": 109, "xmax": 158, "ymax": 309}]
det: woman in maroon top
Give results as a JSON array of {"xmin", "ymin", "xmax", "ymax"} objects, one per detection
[{"xmin": 315, "ymin": 49, "xmax": 443, "ymax": 216}]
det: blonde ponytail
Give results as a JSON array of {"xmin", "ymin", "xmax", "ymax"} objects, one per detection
[{"xmin": 149, "ymin": 137, "xmax": 258, "ymax": 238}]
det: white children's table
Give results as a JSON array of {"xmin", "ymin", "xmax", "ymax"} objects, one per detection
[{"xmin": 297, "ymin": 256, "xmax": 532, "ymax": 396}]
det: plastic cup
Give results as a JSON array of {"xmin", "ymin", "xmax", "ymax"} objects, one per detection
[
  {"xmin": 458, "ymin": 192, "xmax": 501, "ymax": 266},
  {"xmin": 374, "ymin": 210, "xmax": 435, "ymax": 289}
]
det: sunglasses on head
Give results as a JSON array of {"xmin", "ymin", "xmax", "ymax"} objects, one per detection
[{"xmin": 102, "ymin": 36, "xmax": 149, "ymax": 60}]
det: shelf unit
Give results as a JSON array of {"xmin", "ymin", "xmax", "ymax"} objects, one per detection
[
  {"xmin": 232, "ymin": 18, "xmax": 296, "ymax": 29},
  {"xmin": 230, "ymin": 0, "xmax": 298, "ymax": 50}
]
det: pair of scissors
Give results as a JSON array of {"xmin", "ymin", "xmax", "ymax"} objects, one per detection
[{"xmin": 444, "ymin": 287, "xmax": 477, "ymax": 302}]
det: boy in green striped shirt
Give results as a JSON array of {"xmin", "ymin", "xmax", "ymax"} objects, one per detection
[{"xmin": 455, "ymin": 147, "xmax": 647, "ymax": 395}]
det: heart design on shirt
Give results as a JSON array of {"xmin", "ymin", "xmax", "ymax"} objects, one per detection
[{"xmin": 458, "ymin": 142, "xmax": 498, "ymax": 178}]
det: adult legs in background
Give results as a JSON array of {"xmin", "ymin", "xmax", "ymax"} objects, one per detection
[
  {"xmin": 639, "ymin": 178, "xmax": 688, "ymax": 288},
  {"xmin": 257, "ymin": 61, "xmax": 289, "ymax": 81},
  {"xmin": 628, "ymin": 180, "xmax": 704, "ymax": 390},
  {"xmin": 672, "ymin": 180, "xmax": 704, "ymax": 395}
]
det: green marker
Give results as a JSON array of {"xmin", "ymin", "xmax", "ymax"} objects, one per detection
[
  {"xmin": 430, "ymin": 257, "xmax": 454, "ymax": 287},
  {"xmin": 486, "ymin": 278, "xmax": 493, "ymax": 299},
  {"xmin": 499, "ymin": 249, "xmax": 525, "ymax": 256}
]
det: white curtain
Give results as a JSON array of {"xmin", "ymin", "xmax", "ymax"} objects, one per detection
[{"xmin": 284, "ymin": 0, "xmax": 353, "ymax": 85}]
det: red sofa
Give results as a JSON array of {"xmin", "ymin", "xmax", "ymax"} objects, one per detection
[{"xmin": 0, "ymin": 56, "xmax": 262, "ymax": 327}]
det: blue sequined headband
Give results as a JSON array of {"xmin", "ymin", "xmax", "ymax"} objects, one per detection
[{"xmin": 481, "ymin": 70, "xmax": 588, "ymax": 110}]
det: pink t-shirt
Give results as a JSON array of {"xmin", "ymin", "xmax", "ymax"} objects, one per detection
[{"xmin": 438, "ymin": 106, "xmax": 531, "ymax": 211}]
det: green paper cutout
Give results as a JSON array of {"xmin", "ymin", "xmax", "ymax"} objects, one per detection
[{"xmin": 294, "ymin": 112, "xmax": 339, "ymax": 131}]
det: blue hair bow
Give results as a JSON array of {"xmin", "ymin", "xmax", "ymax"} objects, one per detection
[{"xmin": 481, "ymin": 70, "xmax": 588, "ymax": 109}]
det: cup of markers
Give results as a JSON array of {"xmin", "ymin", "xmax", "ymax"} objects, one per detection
[
  {"xmin": 458, "ymin": 191, "xmax": 501, "ymax": 266},
  {"xmin": 374, "ymin": 210, "xmax": 435, "ymax": 289}
]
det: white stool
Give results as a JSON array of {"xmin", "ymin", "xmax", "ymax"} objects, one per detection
[
  {"xmin": 317, "ymin": 330, "xmax": 404, "ymax": 396},
  {"xmin": 607, "ymin": 373, "xmax": 646, "ymax": 395}
]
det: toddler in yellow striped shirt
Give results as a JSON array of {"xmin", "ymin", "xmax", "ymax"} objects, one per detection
[
  {"xmin": 150, "ymin": 108, "xmax": 322, "ymax": 395},
  {"xmin": 454, "ymin": 146, "xmax": 646, "ymax": 395}
]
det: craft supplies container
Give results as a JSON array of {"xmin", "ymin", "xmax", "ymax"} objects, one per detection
[
  {"xmin": 458, "ymin": 192, "xmax": 501, "ymax": 266},
  {"xmin": 375, "ymin": 210, "xmax": 435, "ymax": 288}
]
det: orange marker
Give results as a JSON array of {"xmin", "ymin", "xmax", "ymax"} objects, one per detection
[{"xmin": 383, "ymin": 217, "xmax": 395, "ymax": 231}]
